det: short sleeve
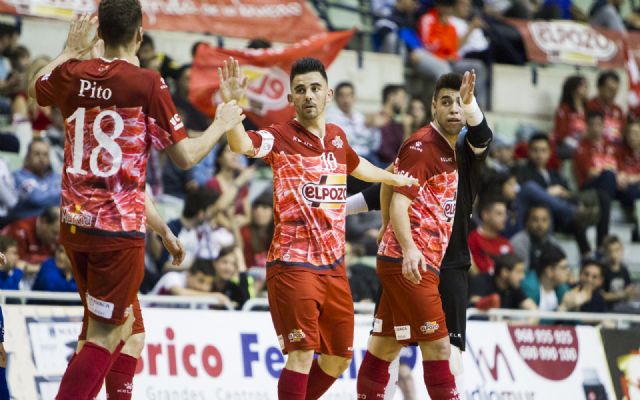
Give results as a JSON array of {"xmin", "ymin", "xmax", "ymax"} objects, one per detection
[
  {"xmin": 344, "ymin": 133, "xmax": 360, "ymax": 174},
  {"xmin": 34, "ymin": 61, "xmax": 74, "ymax": 107},
  {"xmin": 247, "ymin": 126, "xmax": 279, "ymax": 161},
  {"xmin": 392, "ymin": 139, "xmax": 430, "ymax": 200},
  {"xmin": 147, "ymin": 74, "xmax": 187, "ymax": 151}
]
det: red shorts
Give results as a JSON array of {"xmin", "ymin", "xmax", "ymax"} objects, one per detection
[
  {"xmin": 64, "ymin": 245, "xmax": 145, "ymax": 326},
  {"xmin": 79, "ymin": 296, "xmax": 145, "ymax": 341},
  {"xmin": 373, "ymin": 259, "xmax": 448, "ymax": 344},
  {"xmin": 267, "ymin": 270, "xmax": 354, "ymax": 358}
]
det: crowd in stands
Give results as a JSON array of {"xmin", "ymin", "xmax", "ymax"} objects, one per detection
[{"xmin": 0, "ymin": 2, "xmax": 638, "ymax": 321}]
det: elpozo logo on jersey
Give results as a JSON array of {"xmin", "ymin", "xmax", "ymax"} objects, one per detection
[{"xmin": 300, "ymin": 174, "xmax": 347, "ymax": 209}]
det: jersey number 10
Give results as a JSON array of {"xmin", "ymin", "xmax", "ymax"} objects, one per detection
[{"xmin": 66, "ymin": 107, "xmax": 124, "ymax": 178}]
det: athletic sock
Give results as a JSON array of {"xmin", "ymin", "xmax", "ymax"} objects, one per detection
[
  {"xmin": 357, "ymin": 351, "xmax": 391, "ymax": 399},
  {"xmin": 423, "ymin": 360, "xmax": 460, "ymax": 400},
  {"xmin": 55, "ymin": 342, "xmax": 111, "ymax": 400},
  {"xmin": 305, "ymin": 359, "xmax": 337, "ymax": 400},
  {"xmin": 278, "ymin": 368, "xmax": 308, "ymax": 399},
  {"xmin": 106, "ymin": 353, "xmax": 138, "ymax": 399},
  {"xmin": 88, "ymin": 340, "xmax": 125, "ymax": 398}
]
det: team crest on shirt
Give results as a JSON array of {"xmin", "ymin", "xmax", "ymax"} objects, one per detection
[
  {"xmin": 331, "ymin": 136, "xmax": 344, "ymax": 149},
  {"xmin": 300, "ymin": 174, "xmax": 347, "ymax": 209},
  {"xmin": 288, "ymin": 329, "xmax": 306, "ymax": 343},
  {"xmin": 409, "ymin": 141, "xmax": 423, "ymax": 152},
  {"xmin": 421, "ymin": 321, "xmax": 440, "ymax": 334}
]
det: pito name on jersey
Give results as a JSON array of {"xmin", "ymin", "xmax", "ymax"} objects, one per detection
[
  {"xmin": 300, "ymin": 174, "xmax": 346, "ymax": 209},
  {"xmin": 78, "ymin": 79, "xmax": 112, "ymax": 100},
  {"xmin": 61, "ymin": 207, "xmax": 93, "ymax": 228}
]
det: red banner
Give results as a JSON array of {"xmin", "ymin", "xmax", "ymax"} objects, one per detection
[
  {"xmin": 0, "ymin": 0, "xmax": 325, "ymax": 43},
  {"xmin": 626, "ymin": 39, "xmax": 640, "ymax": 120},
  {"xmin": 189, "ymin": 30, "xmax": 354, "ymax": 127}
]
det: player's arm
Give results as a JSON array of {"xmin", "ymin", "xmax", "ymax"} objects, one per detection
[
  {"xmin": 145, "ymin": 188, "xmax": 185, "ymax": 267},
  {"xmin": 460, "ymin": 70, "xmax": 492, "ymax": 155},
  {"xmin": 389, "ymin": 192, "xmax": 426, "ymax": 285},
  {"xmin": 27, "ymin": 14, "xmax": 97, "ymax": 101},
  {"xmin": 217, "ymin": 57, "xmax": 255, "ymax": 156},
  {"xmin": 350, "ymin": 157, "xmax": 418, "ymax": 187},
  {"xmin": 165, "ymin": 101, "xmax": 245, "ymax": 169}
]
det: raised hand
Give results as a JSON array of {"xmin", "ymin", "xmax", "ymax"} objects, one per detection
[
  {"xmin": 64, "ymin": 13, "xmax": 98, "ymax": 58},
  {"xmin": 214, "ymin": 100, "xmax": 246, "ymax": 132},
  {"xmin": 218, "ymin": 57, "xmax": 248, "ymax": 102},
  {"xmin": 460, "ymin": 70, "xmax": 476, "ymax": 105}
]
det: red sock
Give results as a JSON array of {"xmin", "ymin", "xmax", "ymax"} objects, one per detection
[
  {"xmin": 106, "ymin": 353, "xmax": 137, "ymax": 399},
  {"xmin": 305, "ymin": 359, "xmax": 338, "ymax": 400},
  {"xmin": 56, "ymin": 342, "xmax": 111, "ymax": 400},
  {"xmin": 423, "ymin": 360, "xmax": 460, "ymax": 400},
  {"xmin": 278, "ymin": 368, "xmax": 308, "ymax": 399},
  {"xmin": 89, "ymin": 340, "xmax": 125, "ymax": 398},
  {"xmin": 357, "ymin": 351, "xmax": 390, "ymax": 400}
]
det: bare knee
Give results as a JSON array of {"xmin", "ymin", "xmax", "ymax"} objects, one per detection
[
  {"xmin": 122, "ymin": 332, "xmax": 145, "ymax": 358},
  {"xmin": 285, "ymin": 350, "xmax": 315, "ymax": 374},
  {"xmin": 86, "ymin": 312, "xmax": 134, "ymax": 353},
  {"xmin": 368, "ymin": 336, "xmax": 402, "ymax": 362},
  {"xmin": 318, "ymin": 354, "xmax": 351, "ymax": 378},
  {"xmin": 419, "ymin": 337, "xmax": 451, "ymax": 361}
]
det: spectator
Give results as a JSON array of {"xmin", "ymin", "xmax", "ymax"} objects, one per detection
[
  {"xmin": 408, "ymin": 97, "xmax": 428, "ymax": 134},
  {"xmin": 150, "ymin": 258, "xmax": 223, "ymax": 301},
  {"xmin": 616, "ymin": 120, "xmax": 640, "ymax": 241},
  {"xmin": 553, "ymin": 75, "xmax": 588, "ymax": 159},
  {"xmin": 479, "ymin": 171, "xmax": 520, "ymax": 236},
  {"xmin": 32, "ymin": 245, "xmax": 76, "ymax": 292},
  {"xmin": 372, "ymin": 0, "xmax": 418, "ymax": 54},
  {"xmin": 161, "ymin": 157, "xmax": 198, "ymax": 200},
  {"xmin": 574, "ymin": 110, "xmax": 624, "ymax": 248},
  {"xmin": 241, "ymin": 191, "xmax": 274, "ymax": 270},
  {"xmin": 327, "ymin": 82, "xmax": 381, "ymax": 164},
  {"xmin": 600, "ymin": 235, "xmax": 633, "ymax": 310},
  {"xmin": 345, "ymin": 242, "xmax": 380, "ymax": 303},
  {"xmin": 246, "ymin": 38, "xmax": 272, "ymax": 49},
  {"xmin": 468, "ymin": 197, "xmax": 513, "ymax": 275},
  {"xmin": 137, "ymin": 33, "xmax": 181, "ymax": 87},
  {"xmin": 372, "ymin": 84, "xmax": 409, "ymax": 166},
  {"xmin": 0, "ymin": 235, "xmax": 22, "ymax": 290},
  {"xmin": 210, "ymin": 246, "xmax": 253, "ymax": 309},
  {"xmin": 10, "ymin": 139, "xmax": 61, "ymax": 220},
  {"xmin": 538, "ymin": 0, "xmax": 587, "ymax": 20},
  {"xmin": 0, "ymin": 158, "xmax": 16, "ymax": 226},
  {"xmin": 521, "ymin": 242, "xmax": 570, "ymax": 311},
  {"xmin": 44, "ymin": 106, "xmax": 64, "ymax": 174},
  {"xmin": 590, "ymin": 0, "xmax": 626, "ymax": 32},
  {"xmin": 514, "ymin": 132, "xmax": 596, "ymax": 255},
  {"xmin": 450, "ymin": 0, "xmax": 491, "ymax": 61},
  {"xmin": 587, "ymin": 70, "xmax": 625, "ymax": 142},
  {"xmin": 172, "ymin": 65, "xmax": 210, "ymax": 133},
  {"xmin": 469, "ymin": 253, "xmax": 537, "ymax": 310},
  {"xmin": 510, "ymin": 205, "xmax": 559, "ymax": 270},
  {"xmin": 558, "ymin": 259, "xmax": 607, "ymax": 312},
  {"xmin": 411, "ymin": 0, "xmax": 488, "ymax": 108},
  {"xmin": 486, "ymin": 135, "xmax": 515, "ymax": 173},
  {"xmin": 1, "ymin": 206, "xmax": 58, "ymax": 267}
]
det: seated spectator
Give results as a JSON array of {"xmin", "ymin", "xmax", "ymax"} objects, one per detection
[
  {"xmin": 587, "ymin": 70, "xmax": 625, "ymax": 142},
  {"xmin": 43, "ymin": 107, "xmax": 64, "ymax": 174},
  {"xmin": 1, "ymin": 206, "xmax": 58, "ymax": 267},
  {"xmin": 372, "ymin": 0, "xmax": 418, "ymax": 54},
  {"xmin": 0, "ymin": 235, "xmax": 21, "ymax": 290},
  {"xmin": 408, "ymin": 97, "xmax": 428, "ymax": 134},
  {"xmin": 345, "ymin": 242, "xmax": 380, "ymax": 303},
  {"xmin": 10, "ymin": 139, "xmax": 61, "ymax": 220},
  {"xmin": 553, "ymin": 75, "xmax": 588, "ymax": 160},
  {"xmin": 210, "ymin": 246, "xmax": 253, "ymax": 309},
  {"xmin": 241, "ymin": 191, "xmax": 273, "ymax": 270},
  {"xmin": 486, "ymin": 135, "xmax": 515, "ymax": 174},
  {"xmin": 450, "ymin": 0, "xmax": 491, "ymax": 61},
  {"xmin": 510, "ymin": 205, "xmax": 559, "ymax": 270},
  {"xmin": 478, "ymin": 171, "xmax": 520, "ymax": 237},
  {"xmin": 151, "ymin": 258, "xmax": 220, "ymax": 300},
  {"xmin": 590, "ymin": 0, "xmax": 626, "ymax": 32},
  {"xmin": 172, "ymin": 65, "xmax": 210, "ymax": 133},
  {"xmin": 521, "ymin": 242, "xmax": 570, "ymax": 311},
  {"xmin": 469, "ymin": 197, "xmax": 513, "ymax": 274},
  {"xmin": 411, "ymin": 0, "xmax": 488, "ymax": 108},
  {"xmin": 558, "ymin": 259, "xmax": 607, "ymax": 312},
  {"xmin": 469, "ymin": 254, "xmax": 537, "ymax": 310},
  {"xmin": 616, "ymin": 120, "xmax": 640, "ymax": 241},
  {"xmin": 32, "ymin": 245, "xmax": 76, "ymax": 292},
  {"xmin": 600, "ymin": 235, "xmax": 633, "ymax": 310},
  {"xmin": 515, "ymin": 132, "xmax": 596, "ymax": 255},
  {"xmin": 137, "ymin": 33, "xmax": 181, "ymax": 86},
  {"xmin": 327, "ymin": 82, "xmax": 381, "ymax": 165},
  {"xmin": 0, "ymin": 158, "xmax": 16, "ymax": 226},
  {"xmin": 371, "ymin": 85, "xmax": 409, "ymax": 167}
]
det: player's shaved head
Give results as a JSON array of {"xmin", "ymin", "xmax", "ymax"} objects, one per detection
[
  {"xmin": 433, "ymin": 73, "xmax": 462, "ymax": 101},
  {"xmin": 98, "ymin": 0, "xmax": 143, "ymax": 48}
]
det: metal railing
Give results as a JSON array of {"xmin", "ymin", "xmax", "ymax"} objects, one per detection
[
  {"xmin": 467, "ymin": 307, "xmax": 640, "ymax": 329},
  {"xmin": 0, "ymin": 290, "xmax": 234, "ymax": 310}
]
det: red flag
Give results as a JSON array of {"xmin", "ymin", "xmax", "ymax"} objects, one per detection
[
  {"xmin": 189, "ymin": 30, "xmax": 354, "ymax": 127},
  {"xmin": 625, "ymin": 33, "xmax": 640, "ymax": 120}
]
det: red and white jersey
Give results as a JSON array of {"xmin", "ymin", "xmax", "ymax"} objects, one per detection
[
  {"xmin": 247, "ymin": 120, "xmax": 360, "ymax": 279},
  {"xmin": 35, "ymin": 58, "xmax": 186, "ymax": 244},
  {"xmin": 378, "ymin": 123, "xmax": 458, "ymax": 273}
]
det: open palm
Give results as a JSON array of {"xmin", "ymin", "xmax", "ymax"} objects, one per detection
[
  {"xmin": 460, "ymin": 70, "xmax": 476, "ymax": 105},
  {"xmin": 218, "ymin": 57, "xmax": 248, "ymax": 102}
]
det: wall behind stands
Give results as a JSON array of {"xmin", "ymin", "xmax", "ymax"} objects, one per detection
[{"xmin": 18, "ymin": 16, "xmax": 404, "ymax": 114}]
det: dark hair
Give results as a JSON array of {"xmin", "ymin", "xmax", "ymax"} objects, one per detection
[
  {"xmin": 580, "ymin": 259, "xmax": 605, "ymax": 277},
  {"xmin": 479, "ymin": 196, "xmax": 506, "ymax": 219},
  {"xmin": 189, "ymin": 258, "xmax": 215, "ymax": 277},
  {"xmin": 141, "ymin": 33, "xmax": 154, "ymax": 48},
  {"xmin": 0, "ymin": 23, "xmax": 15, "ymax": 39},
  {"xmin": 0, "ymin": 235, "xmax": 16, "ymax": 253},
  {"xmin": 601, "ymin": 234, "xmax": 622, "ymax": 249},
  {"xmin": 435, "ymin": 0, "xmax": 457, "ymax": 6},
  {"xmin": 525, "ymin": 204, "xmax": 551, "ymax": 223},
  {"xmin": 215, "ymin": 246, "xmax": 236, "ymax": 261},
  {"xmin": 597, "ymin": 70, "xmax": 620, "ymax": 88},
  {"xmin": 98, "ymin": 0, "xmax": 143, "ymax": 47},
  {"xmin": 382, "ymin": 84, "xmax": 405, "ymax": 104},
  {"xmin": 247, "ymin": 38, "xmax": 272, "ymax": 49},
  {"xmin": 213, "ymin": 139, "xmax": 231, "ymax": 173},
  {"xmin": 534, "ymin": 242, "xmax": 566, "ymax": 277},
  {"xmin": 9, "ymin": 45, "xmax": 29, "ymax": 65},
  {"xmin": 586, "ymin": 109, "xmax": 605, "ymax": 122},
  {"xmin": 494, "ymin": 254, "xmax": 523, "ymax": 277},
  {"xmin": 559, "ymin": 75, "xmax": 586, "ymax": 112},
  {"xmin": 335, "ymin": 81, "xmax": 354, "ymax": 96},
  {"xmin": 252, "ymin": 190, "xmax": 273, "ymax": 208},
  {"xmin": 182, "ymin": 188, "xmax": 220, "ymax": 219},
  {"xmin": 528, "ymin": 132, "xmax": 551, "ymax": 147},
  {"xmin": 290, "ymin": 57, "xmax": 327, "ymax": 85},
  {"xmin": 433, "ymin": 73, "xmax": 462, "ymax": 100},
  {"xmin": 191, "ymin": 41, "xmax": 206, "ymax": 57},
  {"xmin": 40, "ymin": 206, "xmax": 59, "ymax": 224}
]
